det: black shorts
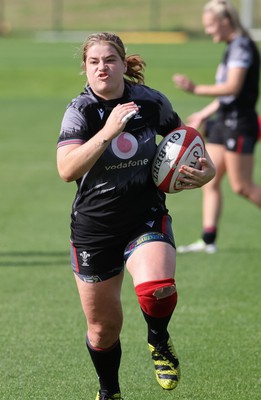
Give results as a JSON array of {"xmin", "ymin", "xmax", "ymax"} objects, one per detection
[
  {"xmin": 205, "ymin": 111, "xmax": 259, "ymax": 154},
  {"xmin": 70, "ymin": 213, "xmax": 175, "ymax": 283}
]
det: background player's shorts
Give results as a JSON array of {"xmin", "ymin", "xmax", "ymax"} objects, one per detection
[
  {"xmin": 71, "ymin": 213, "xmax": 175, "ymax": 283},
  {"xmin": 205, "ymin": 110, "xmax": 259, "ymax": 154}
]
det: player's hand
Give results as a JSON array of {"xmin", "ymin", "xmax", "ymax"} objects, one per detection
[
  {"xmin": 172, "ymin": 74, "xmax": 195, "ymax": 93},
  {"xmin": 177, "ymin": 156, "xmax": 216, "ymax": 190},
  {"xmin": 186, "ymin": 112, "xmax": 206, "ymax": 130},
  {"xmin": 104, "ymin": 102, "xmax": 139, "ymax": 139}
]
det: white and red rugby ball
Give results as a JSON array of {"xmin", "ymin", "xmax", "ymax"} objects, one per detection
[{"xmin": 152, "ymin": 126, "xmax": 205, "ymax": 193}]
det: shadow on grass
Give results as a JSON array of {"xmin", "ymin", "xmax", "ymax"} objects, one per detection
[
  {"xmin": 1, "ymin": 246, "xmax": 260, "ymax": 267},
  {"xmin": 0, "ymin": 251, "xmax": 69, "ymax": 267}
]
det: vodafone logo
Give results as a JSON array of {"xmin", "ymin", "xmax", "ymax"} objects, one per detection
[{"xmin": 111, "ymin": 132, "xmax": 138, "ymax": 159}]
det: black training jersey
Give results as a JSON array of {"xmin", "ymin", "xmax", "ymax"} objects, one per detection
[
  {"xmin": 216, "ymin": 35, "xmax": 260, "ymax": 113},
  {"xmin": 58, "ymin": 81, "xmax": 181, "ymax": 242}
]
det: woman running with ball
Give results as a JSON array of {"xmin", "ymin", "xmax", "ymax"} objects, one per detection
[{"xmin": 57, "ymin": 32, "xmax": 215, "ymax": 400}]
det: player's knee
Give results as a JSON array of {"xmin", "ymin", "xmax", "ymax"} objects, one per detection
[
  {"xmin": 87, "ymin": 319, "xmax": 122, "ymax": 349},
  {"xmin": 86, "ymin": 334, "xmax": 120, "ymax": 352},
  {"xmin": 232, "ymin": 182, "xmax": 250, "ymax": 198},
  {"xmin": 135, "ymin": 278, "xmax": 178, "ymax": 318}
]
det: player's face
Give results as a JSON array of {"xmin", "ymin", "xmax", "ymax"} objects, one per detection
[
  {"xmin": 85, "ymin": 42, "xmax": 127, "ymax": 100},
  {"xmin": 202, "ymin": 11, "xmax": 230, "ymax": 43}
]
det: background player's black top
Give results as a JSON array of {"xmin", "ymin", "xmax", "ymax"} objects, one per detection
[
  {"xmin": 58, "ymin": 81, "xmax": 181, "ymax": 244},
  {"xmin": 216, "ymin": 35, "xmax": 260, "ymax": 115}
]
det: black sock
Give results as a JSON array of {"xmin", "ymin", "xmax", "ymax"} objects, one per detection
[
  {"xmin": 86, "ymin": 337, "xmax": 121, "ymax": 394},
  {"xmin": 142, "ymin": 309, "xmax": 172, "ymax": 346},
  {"xmin": 203, "ymin": 228, "xmax": 217, "ymax": 244}
]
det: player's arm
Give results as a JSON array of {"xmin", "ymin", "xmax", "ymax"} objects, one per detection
[
  {"xmin": 186, "ymin": 99, "xmax": 219, "ymax": 130},
  {"xmin": 173, "ymin": 66, "xmax": 247, "ymax": 97},
  {"xmin": 57, "ymin": 138, "xmax": 110, "ymax": 183},
  {"xmin": 57, "ymin": 102, "xmax": 138, "ymax": 182}
]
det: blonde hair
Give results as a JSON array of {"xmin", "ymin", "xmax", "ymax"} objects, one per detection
[
  {"xmin": 81, "ymin": 32, "xmax": 146, "ymax": 84},
  {"xmin": 203, "ymin": 0, "xmax": 250, "ymax": 37}
]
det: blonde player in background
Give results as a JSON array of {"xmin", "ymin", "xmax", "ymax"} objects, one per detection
[{"xmin": 173, "ymin": 0, "xmax": 261, "ymax": 254}]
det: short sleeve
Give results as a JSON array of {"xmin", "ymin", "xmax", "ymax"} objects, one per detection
[
  {"xmin": 57, "ymin": 105, "xmax": 88, "ymax": 148},
  {"xmin": 227, "ymin": 37, "xmax": 252, "ymax": 69}
]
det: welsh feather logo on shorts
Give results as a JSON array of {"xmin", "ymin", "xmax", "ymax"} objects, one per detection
[{"xmin": 80, "ymin": 251, "xmax": 90, "ymax": 267}]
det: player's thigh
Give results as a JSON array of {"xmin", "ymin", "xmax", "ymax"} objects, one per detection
[
  {"xmin": 74, "ymin": 271, "xmax": 124, "ymax": 325},
  {"xmin": 205, "ymin": 143, "xmax": 226, "ymax": 183},
  {"xmin": 225, "ymin": 151, "xmax": 255, "ymax": 191},
  {"xmin": 126, "ymin": 241, "xmax": 176, "ymax": 287}
]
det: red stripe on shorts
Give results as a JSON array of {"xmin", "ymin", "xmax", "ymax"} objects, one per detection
[
  {"xmin": 161, "ymin": 214, "xmax": 168, "ymax": 235},
  {"xmin": 236, "ymin": 135, "xmax": 244, "ymax": 153},
  {"xmin": 71, "ymin": 241, "xmax": 80, "ymax": 273}
]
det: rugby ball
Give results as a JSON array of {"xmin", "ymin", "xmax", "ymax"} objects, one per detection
[{"xmin": 152, "ymin": 126, "xmax": 205, "ymax": 193}]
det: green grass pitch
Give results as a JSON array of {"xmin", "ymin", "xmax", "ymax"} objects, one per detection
[{"xmin": 0, "ymin": 38, "xmax": 260, "ymax": 400}]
